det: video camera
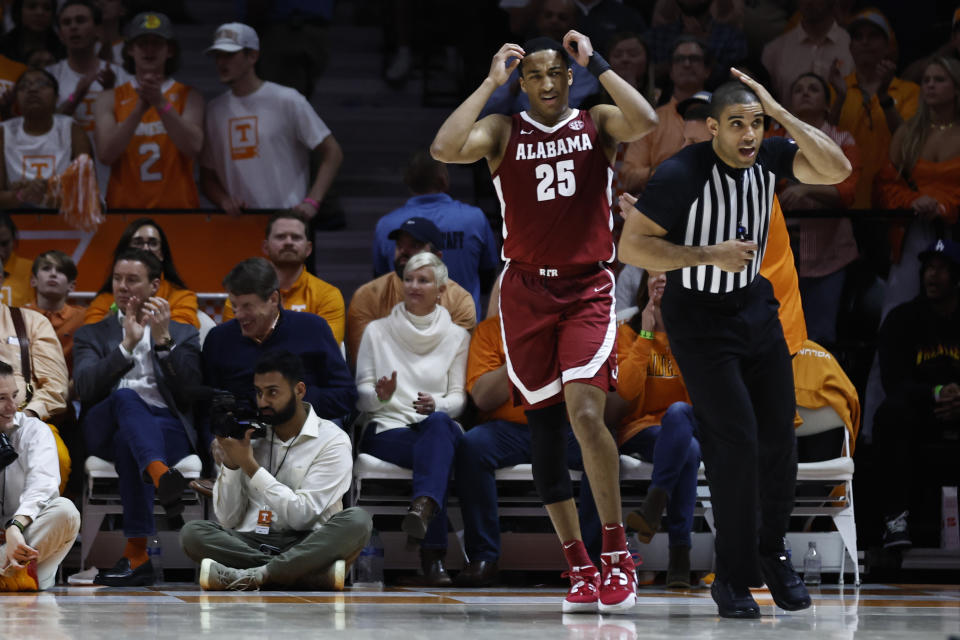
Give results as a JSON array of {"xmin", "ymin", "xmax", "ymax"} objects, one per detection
[{"xmin": 209, "ymin": 391, "xmax": 268, "ymax": 440}]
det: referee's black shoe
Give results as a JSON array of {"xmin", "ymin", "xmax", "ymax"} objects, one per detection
[
  {"xmin": 710, "ymin": 579, "xmax": 760, "ymax": 619},
  {"xmin": 758, "ymin": 552, "xmax": 812, "ymax": 611}
]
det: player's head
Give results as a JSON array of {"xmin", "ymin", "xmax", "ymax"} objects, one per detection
[
  {"xmin": 206, "ymin": 22, "xmax": 260, "ymax": 86},
  {"xmin": 707, "ymin": 80, "xmax": 764, "ymax": 169},
  {"xmin": 122, "ymin": 11, "xmax": 180, "ymax": 77},
  {"xmin": 518, "ymin": 37, "xmax": 572, "ymax": 119}
]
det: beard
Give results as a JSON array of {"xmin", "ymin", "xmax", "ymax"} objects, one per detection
[{"xmin": 259, "ymin": 395, "xmax": 298, "ymax": 426}]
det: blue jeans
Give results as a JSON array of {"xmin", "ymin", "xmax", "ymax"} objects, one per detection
[
  {"xmin": 83, "ymin": 389, "xmax": 193, "ymax": 537},
  {"xmin": 360, "ymin": 412, "xmax": 463, "ymax": 549},
  {"xmin": 454, "ymin": 419, "xmax": 583, "ymax": 562},
  {"xmin": 582, "ymin": 402, "xmax": 701, "ymax": 557}
]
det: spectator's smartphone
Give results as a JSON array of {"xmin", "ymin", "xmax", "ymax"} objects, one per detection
[{"xmin": 258, "ymin": 543, "xmax": 282, "ymax": 555}]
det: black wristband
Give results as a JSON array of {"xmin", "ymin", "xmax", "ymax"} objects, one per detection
[{"xmin": 586, "ymin": 52, "xmax": 611, "ymax": 78}]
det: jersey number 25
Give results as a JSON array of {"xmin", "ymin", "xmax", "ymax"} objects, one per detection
[{"xmin": 535, "ymin": 160, "xmax": 576, "ymax": 202}]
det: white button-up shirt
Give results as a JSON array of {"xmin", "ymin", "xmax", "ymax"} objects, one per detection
[
  {"xmin": 213, "ymin": 404, "xmax": 353, "ymax": 533},
  {"xmin": 116, "ymin": 312, "xmax": 167, "ymax": 409},
  {"xmin": 0, "ymin": 413, "xmax": 59, "ymax": 523}
]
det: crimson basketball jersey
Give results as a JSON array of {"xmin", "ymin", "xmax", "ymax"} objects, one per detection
[{"xmin": 493, "ymin": 109, "xmax": 615, "ymax": 266}]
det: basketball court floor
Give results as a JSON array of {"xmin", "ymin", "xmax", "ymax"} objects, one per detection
[{"xmin": 2, "ymin": 583, "xmax": 957, "ymax": 639}]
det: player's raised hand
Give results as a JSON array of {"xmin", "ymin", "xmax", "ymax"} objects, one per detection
[
  {"xmin": 730, "ymin": 67, "xmax": 783, "ymax": 119},
  {"xmin": 489, "ymin": 43, "xmax": 524, "ymax": 86},
  {"xmin": 709, "ymin": 239, "xmax": 758, "ymax": 272},
  {"xmin": 562, "ymin": 30, "xmax": 593, "ymax": 68}
]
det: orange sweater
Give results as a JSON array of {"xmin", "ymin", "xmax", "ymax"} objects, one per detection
[
  {"xmin": 792, "ymin": 339, "xmax": 861, "ymax": 452},
  {"xmin": 466, "ymin": 316, "xmax": 526, "ymax": 425},
  {"xmin": 615, "ymin": 325, "xmax": 690, "ymax": 446},
  {"xmin": 84, "ymin": 278, "xmax": 199, "ymax": 328}
]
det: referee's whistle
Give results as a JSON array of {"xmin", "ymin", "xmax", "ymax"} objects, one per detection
[{"xmin": 736, "ymin": 225, "xmax": 751, "ymax": 241}]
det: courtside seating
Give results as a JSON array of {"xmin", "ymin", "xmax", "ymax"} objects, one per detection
[{"xmin": 80, "ymin": 454, "xmax": 203, "ymax": 570}]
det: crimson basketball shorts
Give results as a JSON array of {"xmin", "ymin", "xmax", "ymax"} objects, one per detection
[{"xmin": 498, "ymin": 262, "xmax": 618, "ymax": 410}]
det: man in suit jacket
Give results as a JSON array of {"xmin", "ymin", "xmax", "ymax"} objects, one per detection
[{"xmin": 74, "ymin": 248, "xmax": 201, "ymax": 587}]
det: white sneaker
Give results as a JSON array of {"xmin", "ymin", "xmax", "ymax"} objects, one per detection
[
  {"xmin": 298, "ymin": 559, "xmax": 346, "ymax": 591},
  {"xmin": 199, "ymin": 558, "xmax": 263, "ymax": 591}
]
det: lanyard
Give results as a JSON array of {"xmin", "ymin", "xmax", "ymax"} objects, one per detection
[{"xmin": 268, "ymin": 431, "xmax": 293, "ymax": 477}]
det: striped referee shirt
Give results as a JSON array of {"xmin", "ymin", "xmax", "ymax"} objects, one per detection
[{"xmin": 637, "ymin": 138, "xmax": 798, "ymax": 294}]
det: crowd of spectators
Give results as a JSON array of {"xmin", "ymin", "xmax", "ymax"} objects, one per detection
[{"xmin": 0, "ymin": 0, "xmax": 956, "ymax": 592}]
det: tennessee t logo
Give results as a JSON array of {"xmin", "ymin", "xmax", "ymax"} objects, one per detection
[{"xmin": 229, "ymin": 116, "xmax": 258, "ymax": 160}]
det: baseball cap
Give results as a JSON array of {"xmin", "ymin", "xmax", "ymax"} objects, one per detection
[
  {"xmin": 677, "ymin": 90, "xmax": 712, "ymax": 117},
  {"xmin": 126, "ymin": 12, "xmax": 175, "ymax": 41},
  {"xmin": 388, "ymin": 217, "xmax": 443, "ymax": 250},
  {"xmin": 205, "ymin": 23, "xmax": 260, "ymax": 54},
  {"xmin": 846, "ymin": 9, "xmax": 892, "ymax": 41},
  {"xmin": 918, "ymin": 238, "xmax": 960, "ymax": 267}
]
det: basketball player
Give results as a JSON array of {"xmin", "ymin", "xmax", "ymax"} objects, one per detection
[
  {"xmin": 431, "ymin": 30, "xmax": 657, "ymax": 614},
  {"xmin": 618, "ymin": 70, "xmax": 851, "ymax": 619},
  {"xmin": 93, "ymin": 12, "xmax": 203, "ymax": 209}
]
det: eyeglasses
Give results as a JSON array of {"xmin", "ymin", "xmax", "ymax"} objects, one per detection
[
  {"xmin": 672, "ymin": 54, "xmax": 705, "ymax": 65},
  {"xmin": 131, "ymin": 237, "xmax": 161, "ymax": 249}
]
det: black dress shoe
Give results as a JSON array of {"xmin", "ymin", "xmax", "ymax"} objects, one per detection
[
  {"xmin": 454, "ymin": 560, "xmax": 499, "ymax": 587},
  {"xmin": 759, "ymin": 552, "xmax": 812, "ymax": 611},
  {"xmin": 157, "ymin": 468, "xmax": 187, "ymax": 517},
  {"xmin": 94, "ymin": 558, "xmax": 155, "ymax": 587},
  {"xmin": 397, "ymin": 548, "xmax": 452, "ymax": 587},
  {"xmin": 401, "ymin": 496, "xmax": 437, "ymax": 541},
  {"xmin": 711, "ymin": 579, "xmax": 760, "ymax": 619}
]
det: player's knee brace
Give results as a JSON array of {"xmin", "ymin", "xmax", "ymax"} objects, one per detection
[{"xmin": 527, "ymin": 404, "xmax": 573, "ymax": 505}]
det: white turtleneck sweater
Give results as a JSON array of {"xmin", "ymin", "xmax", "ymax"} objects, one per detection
[{"xmin": 355, "ymin": 303, "xmax": 470, "ymax": 433}]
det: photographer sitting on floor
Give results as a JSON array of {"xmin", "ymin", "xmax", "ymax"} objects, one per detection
[
  {"xmin": 180, "ymin": 350, "xmax": 371, "ymax": 591},
  {"xmin": 0, "ymin": 361, "xmax": 80, "ymax": 591}
]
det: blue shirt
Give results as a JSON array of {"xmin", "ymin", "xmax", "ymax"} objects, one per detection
[
  {"xmin": 373, "ymin": 193, "xmax": 500, "ymax": 318},
  {"xmin": 202, "ymin": 310, "xmax": 357, "ymax": 423}
]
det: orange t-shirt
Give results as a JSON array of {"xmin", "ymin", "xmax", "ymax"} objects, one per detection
[
  {"xmin": 106, "ymin": 80, "xmax": 199, "ymax": 209},
  {"xmin": 759, "ymin": 195, "xmax": 806, "ymax": 355},
  {"xmin": 23, "ymin": 302, "xmax": 85, "ymax": 374},
  {"xmin": 615, "ymin": 325, "xmax": 690, "ymax": 445},
  {"xmin": 466, "ymin": 316, "xmax": 526, "ymax": 425},
  {"xmin": 83, "ymin": 278, "xmax": 199, "ymax": 328}
]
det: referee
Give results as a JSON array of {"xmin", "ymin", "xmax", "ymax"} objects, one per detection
[{"xmin": 618, "ymin": 69, "xmax": 851, "ymax": 619}]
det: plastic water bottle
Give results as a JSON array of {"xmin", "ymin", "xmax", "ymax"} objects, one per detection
[
  {"xmin": 147, "ymin": 535, "xmax": 163, "ymax": 584},
  {"xmin": 803, "ymin": 541, "xmax": 821, "ymax": 586},
  {"xmin": 783, "ymin": 536, "xmax": 792, "ymax": 563},
  {"xmin": 353, "ymin": 529, "xmax": 384, "ymax": 589}
]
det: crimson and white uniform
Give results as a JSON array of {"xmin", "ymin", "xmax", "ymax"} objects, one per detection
[{"xmin": 492, "ymin": 109, "xmax": 617, "ymax": 408}]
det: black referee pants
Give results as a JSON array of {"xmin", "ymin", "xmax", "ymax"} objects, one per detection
[{"xmin": 661, "ymin": 276, "xmax": 797, "ymax": 588}]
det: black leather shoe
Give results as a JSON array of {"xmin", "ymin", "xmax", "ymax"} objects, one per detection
[
  {"xmin": 397, "ymin": 548, "xmax": 452, "ymax": 587},
  {"xmin": 711, "ymin": 579, "xmax": 760, "ymax": 619},
  {"xmin": 758, "ymin": 552, "xmax": 812, "ymax": 611},
  {"xmin": 454, "ymin": 560, "xmax": 499, "ymax": 587},
  {"xmin": 157, "ymin": 468, "xmax": 187, "ymax": 517},
  {"xmin": 401, "ymin": 496, "xmax": 437, "ymax": 541},
  {"xmin": 94, "ymin": 558, "xmax": 155, "ymax": 587}
]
